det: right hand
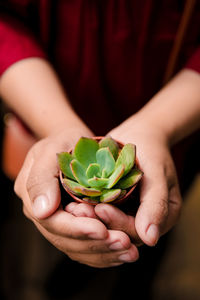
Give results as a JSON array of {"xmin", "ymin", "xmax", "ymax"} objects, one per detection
[{"xmin": 14, "ymin": 129, "xmax": 139, "ymax": 268}]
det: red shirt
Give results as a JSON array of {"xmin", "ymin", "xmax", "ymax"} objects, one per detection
[{"xmin": 0, "ymin": 0, "xmax": 200, "ymax": 136}]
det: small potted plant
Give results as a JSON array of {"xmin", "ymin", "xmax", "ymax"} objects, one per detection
[{"xmin": 57, "ymin": 136, "xmax": 143, "ymax": 205}]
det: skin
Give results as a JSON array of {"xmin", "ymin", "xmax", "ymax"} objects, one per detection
[{"xmin": 0, "ymin": 58, "xmax": 200, "ymax": 268}]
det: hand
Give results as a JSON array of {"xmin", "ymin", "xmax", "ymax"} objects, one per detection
[
  {"xmin": 99, "ymin": 117, "xmax": 182, "ymax": 246},
  {"xmin": 66, "ymin": 202, "xmax": 143, "ymax": 246},
  {"xmin": 14, "ymin": 129, "xmax": 139, "ymax": 268}
]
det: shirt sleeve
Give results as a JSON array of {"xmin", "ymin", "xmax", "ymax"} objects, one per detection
[
  {"xmin": 185, "ymin": 47, "xmax": 200, "ymax": 73},
  {"xmin": 0, "ymin": 14, "xmax": 46, "ymax": 76}
]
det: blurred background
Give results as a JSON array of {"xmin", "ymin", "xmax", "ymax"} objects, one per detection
[{"xmin": 0, "ymin": 104, "xmax": 200, "ymax": 300}]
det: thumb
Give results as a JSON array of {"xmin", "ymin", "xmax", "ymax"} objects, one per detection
[
  {"xmin": 29, "ymin": 178, "xmax": 61, "ymax": 220},
  {"xmin": 26, "ymin": 152, "xmax": 61, "ymax": 220},
  {"xmin": 135, "ymin": 176, "xmax": 169, "ymax": 246}
]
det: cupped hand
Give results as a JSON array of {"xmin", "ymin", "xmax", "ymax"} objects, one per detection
[
  {"xmin": 101, "ymin": 118, "xmax": 183, "ymax": 246},
  {"xmin": 66, "ymin": 202, "xmax": 143, "ymax": 246},
  {"xmin": 14, "ymin": 129, "xmax": 139, "ymax": 267}
]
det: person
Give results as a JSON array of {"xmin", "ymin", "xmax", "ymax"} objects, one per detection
[{"xmin": 0, "ymin": 0, "xmax": 200, "ymax": 297}]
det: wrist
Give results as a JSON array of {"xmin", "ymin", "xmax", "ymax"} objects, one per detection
[
  {"xmin": 113, "ymin": 112, "xmax": 170, "ymax": 147},
  {"xmin": 0, "ymin": 58, "xmax": 93, "ymax": 140},
  {"xmin": 42, "ymin": 111, "xmax": 93, "ymax": 139},
  {"xmin": 134, "ymin": 70, "xmax": 200, "ymax": 147},
  {"xmin": 132, "ymin": 112, "xmax": 172, "ymax": 146}
]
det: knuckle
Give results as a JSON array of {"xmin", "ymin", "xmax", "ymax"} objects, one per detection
[
  {"xmin": 158, "ymin": 197, "xmax": 169, "ymax": 216},
  {"xmin": 88, "ymin": 243, "xmax": 99, "ymax": 252},
  {"xmin": 26, "ymin": 174, "xmax": 49, "ymax": 200},
  {"xmin": 88, "ymin": 241, "xmax": 105, "ymax": 253},
  {"xmin": 154, "ymin": 196, "xmax": 169, "ymax": 224},
  {"xmin": 170, "ymin": 196, "xmax": 183, "ymax": 223},
  {"xmin": 26, "ymin": 174, "xmax": 40, "ymax": 194},
  {"xmin": 173, "ymin": 197, "xmax": 182, "ymax": 213}
]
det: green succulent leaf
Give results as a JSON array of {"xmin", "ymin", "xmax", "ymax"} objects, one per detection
[
  {"xmin": 100, "ymin": 189, "xmax": 121, "ymax": 203},
  {"xmin": 115, "ymin": 143, "xmax": 136, "ymax": 176},
  {"xmin": 96, "ymin": 147, "xmax": 115, "ymax": 178},
  {"xmin": 73, "ymin": 137, "xmax": 99, "ymax": 168},
  {"xmin": 74, "ymin": 186, "xmax": 102, "ymax": 196},
  {"xmin": 99, "ymin": 137, "xmax": 119, "ymax": 160},
  {"xmin": 86, "ymin": 163, "xmax": 101, "ymax": 179},
  {"xmin": 57, "ymin": 152, "xmax": 76, "ymax": 180},
  {"xmin": 82, "ymin": 197, "xmax": 100, "ymax": 204},
  {"xmin": 116, "ymin": 168, "xmax": 143, "ymax": 189},
  {"xmin": 70, "ymin": 159, "xmax": 89, "ymax": 187},
  {"xmin": 63, "ymin": 178, "xmax": 102, "ymax": 196},
  {"xmin": 62, "ymin": 178, "xmax": 84, "ymax": 196},
  {"xmin": 58, "ymin": 138, "xmax": 141, "ymax": 204},
  {"xmin": 105, "ymin": 164, "xmax": 125, "ymax": 189},
  {"xmin": 88, "ymin": 177, "xmax": 109, "ymax": 189},
  {"xmin": 118, "ymin": 190, "xmax": 127, "ymax": 199}
]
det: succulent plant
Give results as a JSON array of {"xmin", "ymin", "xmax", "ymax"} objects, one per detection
[{"xmin": 57, "ymin": 137, "xmax": 143, "ymax": 204}]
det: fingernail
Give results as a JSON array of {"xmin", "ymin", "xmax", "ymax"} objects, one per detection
[
  {"xmin": 109, "ymin": 241, "xmax": 124, "ymax": 250},
  {"xmin": 118, "ymin": 253, "xmax": 133, "ymax": 262},
  {"xmin": 32, "ymin": 195, "xmax": 49, "ymax": 219},
  {"xmin": 146, "ymin": 224, "xmax": 159, "ymax": 246}
]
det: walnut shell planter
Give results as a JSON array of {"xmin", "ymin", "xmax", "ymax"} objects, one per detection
[{"xmin": 58, "ymin": 136, "xmax": 143, "ymax": 206}]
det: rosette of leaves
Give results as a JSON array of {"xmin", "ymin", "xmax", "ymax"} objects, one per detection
[{"xmin": 57, "ymin": 137, "xmax": 143, "ymax": 204}]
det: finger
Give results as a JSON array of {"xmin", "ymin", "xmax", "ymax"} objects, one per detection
[
  {"xmin": 68, "ymin": 243, "xmax": 139, "ymax": 268},
  {"xmin": 35, "ymin": 221, "xmax": 132, "ymax": 255},
  {"xmin": 65, "ymin": 202, "xmax": 97, "ymax": 218},
  {"xmin": 32, "ymin": 207, "xmax": 108, "ymax": 240},
  {"xmin": 65, "ymin": 202, "xmax": 79, "ymax": 213},
  {"xmin": 25, "ymin": 145, "xmax": 61, "ymax": 219},
  {"xmin": 135, "ymin": 173, "xmax": 169, "ymax": 246},
  {"xmin": 95, "ymin": 204, "xmax": 143, "ymax": 246}
]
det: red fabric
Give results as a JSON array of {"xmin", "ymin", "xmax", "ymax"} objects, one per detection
[
  {"xmin": 0, "ymin": 0, "xmax": 200, "ymax": 135},
  {"xmin": 0, "ymin": 14, "xmax": 46, "ymax": 75},
  {"xmin": 186, "ymin": 48, "xmax": 200, "ymax": 73}
]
